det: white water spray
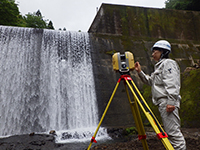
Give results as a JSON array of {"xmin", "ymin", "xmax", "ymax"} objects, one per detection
[{"xmin": 0, "ymin": 26, "xmax": 106, "ymax": 141}]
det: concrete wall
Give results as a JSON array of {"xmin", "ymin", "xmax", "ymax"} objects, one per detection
[
  {"xmin": 89, "ymin": 3, "xmax": 200, "ymax": 41},
  {"xmin": 89, "ymin": 3, "xmax": 200, "ymax": 127}
]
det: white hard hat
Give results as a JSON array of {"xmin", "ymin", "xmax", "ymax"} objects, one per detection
[{"xmin": 151, "ymin": 40, "xmax": 171, "ymax": 52}]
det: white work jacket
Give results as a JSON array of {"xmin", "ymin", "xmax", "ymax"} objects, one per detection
[{"xmin": 138, "ymin": 58, "xmax": 181, "ymax": 108}]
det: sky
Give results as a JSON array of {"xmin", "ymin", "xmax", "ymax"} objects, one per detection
[{"xmin": 16, "ymin": 0, "xmax": 166, "ymax": 32}]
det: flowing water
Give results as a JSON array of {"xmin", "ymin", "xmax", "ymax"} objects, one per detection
[{"xmin": 0, "ymin": 26, "xmax": 109, "ymax": 143}]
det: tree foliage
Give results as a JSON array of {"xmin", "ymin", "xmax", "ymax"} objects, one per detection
[
  {"xmin": 23, "ymin": 10, "xmax": 55, "ymax": 29},
  {"xmin": 0, "ymin": 0, "xmax": 23, "ymax": 26},
  {"xmin": 24, "ymin": 10, "xmax": 47, "ymax": 29},
  {"xmin": 0, "ymin": 0, "xmax": 55, "ymax": 29},
  {"xmin": 165, "ymin": 0, "xmax": 200, "ymax": 11},
  {"xmin": 47, "ymin": 20, "xmax": 54, "ymax": 29}
]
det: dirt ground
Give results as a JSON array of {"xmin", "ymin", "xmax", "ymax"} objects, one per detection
[{"xmin": 91, "ymin": 128, "xmax": 200, "ymax": 150}]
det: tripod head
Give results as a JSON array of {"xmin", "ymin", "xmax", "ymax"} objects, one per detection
[{"xmin": 112, "ymin": 51, "xmax": 135, "ymax": 74}]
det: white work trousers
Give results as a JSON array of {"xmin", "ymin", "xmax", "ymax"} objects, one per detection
[{"xmin": 158, "ymin": 105, "xmax": 186, "ymax": 150}]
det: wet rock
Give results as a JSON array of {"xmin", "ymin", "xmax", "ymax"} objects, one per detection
[
  {"xmin": 61, "ymin": 132, "xmax": 73, "ymax": 140},
  {"xmin": 49, "ymin": 130, "xmax": 57, "ymax": 136},
  {"xmin": 106, "ymin": 128, "xmax": 125, "ymax": 139},
  {"xmin": 0, "ymin": 134, "xmax": 55, "ymax": 150}
]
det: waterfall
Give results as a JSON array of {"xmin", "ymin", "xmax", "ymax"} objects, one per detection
[{"xmin": 0, "ymin": 26, "xmax": 102, "ymax": 140}]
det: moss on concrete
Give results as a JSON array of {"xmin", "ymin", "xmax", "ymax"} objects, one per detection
[{"xmin": 180, "ymin": 69, "xmax": 200, "ymax": 127}]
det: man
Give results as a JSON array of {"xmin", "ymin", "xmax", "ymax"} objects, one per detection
[{"xmin": 135, "ymin": 40, "xmax": 186, "ymax": 150}]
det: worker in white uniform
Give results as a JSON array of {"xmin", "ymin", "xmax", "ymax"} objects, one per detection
[{"xmin": 135, "ymin": 40, "xmax": 186, "ymax": 150}]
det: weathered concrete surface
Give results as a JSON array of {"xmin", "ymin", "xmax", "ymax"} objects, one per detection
[
  {"xmin": 89, "ymin": 34, "xmax": 151, "ymax": 128},
  {"xmin": 89, "ymin": 3, "xmax": 200, "ymax": 41},
  {"xmin": 89, "ymin": 3, "xmax": 200, "ymax": 128}
]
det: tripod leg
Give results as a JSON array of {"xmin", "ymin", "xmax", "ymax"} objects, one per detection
[
  {"xmin": 129, "ymin": 80, "xmax": 174, "ymax": 150},
  {"xmin": 87, "ymin": 80, "xmax": 121, "ymax": 150},
  {"xmin": 125, "ymin": 79, "xmax": 174, "ymax": 150},
  {"xmin": 124, "ymin": 83, "xmax": 149, "ymax": 150}
]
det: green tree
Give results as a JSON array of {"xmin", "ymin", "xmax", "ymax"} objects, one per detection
[
  {"xmin": 47, "ymin": 20, "xmax": 54, "ymax": 29},
  {"xmin": 0, "ymin": 1, "xmax": 55, "ymax": 29},
  {"xmin": 36, "ymin": 9, "xmax": 42, "ymax": 17},
  {"xmin": 24, "ymin": 12, "xmax": 47, "ymax": 28},
  {"xmin": 23, "ymin": 10, "xmax": 55, "ymax": 29},
  {"xmin": 23, "ymin": 10, "xmax": 48, "ymax": 29},
  {"xmin": 0, "ymin": 0, "xmax": 23, "ymax": 26},
  {"xmin": 165, "ymin": 0, "xmax": 200, "ymax": 11}
]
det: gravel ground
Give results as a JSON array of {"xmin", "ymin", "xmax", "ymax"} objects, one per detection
[{"xmin": 90, "ymin": 128, "xmax": 200, "ymax": 150}]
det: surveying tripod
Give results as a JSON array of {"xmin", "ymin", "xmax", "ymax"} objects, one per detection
[{"xmin": 87, "ymin": 73, "xmax": 174, "ymax": 150}]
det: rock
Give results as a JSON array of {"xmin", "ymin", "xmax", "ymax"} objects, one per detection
[
  {"xmin": 0, "ymin": 134, "xmax": 55, "ymax": 150},
  {"xmin": 29, "ymin": 132, "xmax": 35, "ymax": 136},
  {"xmin": 107, "ymin": 128, "xmax": 125, "ymax": 139},
  {"xmin": 184, "ymin": 67, "xmax": 197, "ymax": 73},
  {"xmin": 49, "ymin": 130, "xmax": 57, "ymax": 136}
]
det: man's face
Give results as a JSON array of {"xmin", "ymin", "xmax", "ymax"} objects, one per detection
[{"xmin": 152, "ymin": 50, "xmax": 162, "ymax": 62}]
